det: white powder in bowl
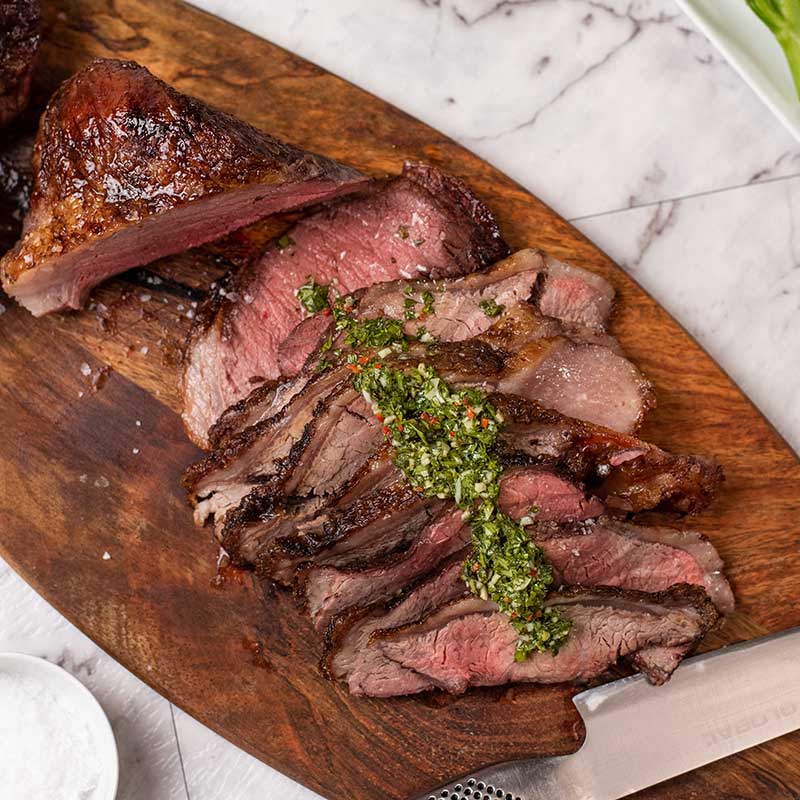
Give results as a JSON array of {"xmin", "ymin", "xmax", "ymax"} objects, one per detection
[{"xmin": 0, "ymin": 671, "xmax": 103, "ymax": 799}]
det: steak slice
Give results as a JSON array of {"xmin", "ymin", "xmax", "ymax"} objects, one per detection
[
  {"xmin": 264, "ymin": 477, "xmax": 447, "ymax": 585},
  {"xmin": 181, "ymin": 161, "xmax": 508, "ymax": 447},
  {"xmin": 204, "ymin": 249, "xmax": 618, "ymax": 448},
  {"xmin": 0, "ymin": 58, "xmax": 367, "ymax": 317},
  {"xmin": 301, "ymin": 467, "xmax": 605, "ymax": 631},
  {"xmin": 370, "ymin": 584, "xmax": 718, "ymax": 694},
  {"xmin": 323, "ymin": 552, "xmax": 469, "ymax": 696},
  {"xmin": 185, "ymin": 366, "xmax": 350, "ymax": 531},
  {"xmin": 220, "ymin": 449, "xmax": 397, "ymax": 567},
  {"xmin": 0, "ymin": 0, "xmax": 40, "ymax": 127},
  {"xmin": 535, "ymin": 517, "xmax": 734, "ymax": 613},
  {"xmin": 494, "ymin": 393, "xmax": 723, "ymax": 515}
]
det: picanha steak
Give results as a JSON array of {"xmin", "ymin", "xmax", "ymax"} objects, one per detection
[{"xmin": 0, "ymin": 58, "xmax": 367, "ymax": 317}]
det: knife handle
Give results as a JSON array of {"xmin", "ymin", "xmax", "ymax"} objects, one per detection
[{"xmin": 410, "ymin": 756, "xmax": 581, "ymax": 800}]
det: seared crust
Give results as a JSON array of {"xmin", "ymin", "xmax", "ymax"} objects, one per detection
[
  {"xmin": 401, "ymin": 161, "xmax": 509, "ymax": 270},
  {"xmin": 182, "ymin": 368, "xmax": 350, "ymax": 497},
  {"xmin": 1, "ymin": 58, "xmax": 365, "ymax": 293},
  {"xmin": 492, "ymin": 393, "xmax": 724, "ymax": 514}
]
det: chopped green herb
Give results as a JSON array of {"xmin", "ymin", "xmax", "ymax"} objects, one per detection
[
  {"xmin": 397, "ymin": 225, "xmax": 409, "ymax": 240},
  {"xmin": 298, "ymin": 285, "xmax": 568, "ymax": 656},
  {"xmin": 331, "ymin": 298, "xmax": 407, "ymax": 350},
  {"xmin": 351, "ymin": 359, "xmax": 570, "ymax": 657},
  {"xmin": 296, "ymin": 278, "xmax": 330, "ymax": 314},
  {"xmin": 277, "ymin": 234, "xmax": 295, "ymax": 251},
  {"xmin": 480, "ymin": 298, "xmax": 505, "ymax": 318}
]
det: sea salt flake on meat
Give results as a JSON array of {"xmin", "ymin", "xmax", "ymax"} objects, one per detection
[
  {"xmin": 94, "ymin": 476, "xmax": 110, "ymax": 488},
  {"xmin": 79, "ymin": 362, "xmax": 91, "ymax": 376}
]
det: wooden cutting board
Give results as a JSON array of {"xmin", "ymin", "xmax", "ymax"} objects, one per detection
[{"xmin": 2, "ymin": 1, "xmax": 799, "ymax": 798}]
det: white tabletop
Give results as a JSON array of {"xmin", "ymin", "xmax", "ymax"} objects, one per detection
[{"xmin": 2, "ymin": 1, "xmax": 799, "ymax": 797}]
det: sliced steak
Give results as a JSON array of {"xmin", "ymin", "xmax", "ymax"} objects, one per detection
[
  {"xmin": 323, "ymin": 552, "xmax": 468, "ymax": 696},
  {"xmin": 535, "ymin": 517, "xmax": 734, "ymax": 613},
  {"xmin": 0, "ymin": 58, "xmax": 367, "ymax": 317},
  {"xmin": 181, "ymin": 161, "xmax": 508, "ymax": 447},
  {"xmin": 301, "ymin": 467, "xmax": 605, "ymax": 631},
  {"xmin": 264, "ymin": 477, "xmax": 446, "ymax": 585},
  {"xmin": 369, "ymin": 584, "xmax": 718, "ymax": 694},
  {"xmin": 185, "ymin": 366, "xmax": 350, "ymax": 531},
  {"xmin": 301, "ymin": 473, "xmax": 731, "ymax": 633},
  {"xmin": 534, "ymin": 256, "xmax": 614, "ymax": 331},
  {"xmin": 494, "ymin": 393, "xmax": 723, "ymax": 514},
  {"xmin": 0, "ymin": 0, "xmax": 40, "ymax": 127},
  {"xmin": 217, "ymin": 388, "xmax": 721, "ymax": 580},
  {"xmin": 187, "ymin": 320, "xmax": 653, "ymax": 544},
  {"xmin": 220, "ymin": 449, "xmax": 397, "ymax": 567},
  {"xmin": 203, "ymin": 249, "xmax": 619, "ymax": 448}
]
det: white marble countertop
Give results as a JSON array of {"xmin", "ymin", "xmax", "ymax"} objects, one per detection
[{"xmin": 2, "ymin": 1, "xmax": 799, "ymax": 797}]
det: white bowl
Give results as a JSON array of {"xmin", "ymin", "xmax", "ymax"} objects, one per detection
[
  {"xmin": 0, "ymin": 652, "xmax": 119, "ymax": 800},
  {"xmin": 675, "ymin": 0, "xmax": 800, "ymax": 144}
]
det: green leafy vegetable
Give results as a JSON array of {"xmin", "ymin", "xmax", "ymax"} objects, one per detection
[
  {"xmin": 277, "ymin": 234, "xmax": 295, "ymax": 251},
  {"xmin": 747, "ymin": 0, "xmax": 800, "ymax": 99},
  {"xmin": 296, "ymin": 278, "xmax": 330, "ymax": 314}
]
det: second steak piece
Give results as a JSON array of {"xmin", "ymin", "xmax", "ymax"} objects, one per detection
[
  {"xmin": 182, "ymin": 161, "xmax": 508, "ymax": 447},
  {"xmin": 0, "ymin": 58, "xmax": 367, "ymax": 317}
]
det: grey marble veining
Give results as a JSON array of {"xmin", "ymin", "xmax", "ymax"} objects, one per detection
[
  {"xmin": 190, "ymin": 0, "xmax": 800, "ymax": 219},
  {"xmin": 2, "ymin": 1, "xmax": 799, "ymax": 798}
]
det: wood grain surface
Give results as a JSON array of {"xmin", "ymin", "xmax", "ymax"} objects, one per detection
[{"xmin": 1, "ymin": 2, "xmax": 799, "ymax": 798}]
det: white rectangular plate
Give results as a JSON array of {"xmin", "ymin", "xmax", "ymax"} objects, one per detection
[{"xmin": 675, "ymin": 0, "xmax": 800, "ymax": 143}]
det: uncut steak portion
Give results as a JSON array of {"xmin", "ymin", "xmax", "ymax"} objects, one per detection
[
  {"xmin": 204, "ymin": 248, "xmax": 619, "ymax": 448},
  {"xmin": 182, "ymin": 161, "xmax": 508, "ymax": 447},
  {"xmin": 0, "ymin": 58, "xmax": 367, "ymax": 317},
  {"xmin": 0, "ymin": 0, "xmax": 40, "ymax": 127}
]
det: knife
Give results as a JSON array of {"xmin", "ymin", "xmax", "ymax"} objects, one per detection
[{"xmin": 412, "ymin": 627, "xmax": 800, "ymax": 800}]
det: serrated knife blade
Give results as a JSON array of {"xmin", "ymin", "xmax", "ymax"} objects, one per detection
[{"xmin": 412, "ymin": 627, "xmax": 800, "ymax": 800}]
